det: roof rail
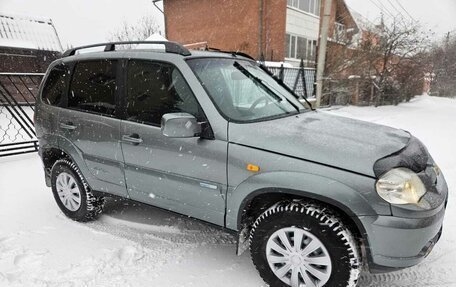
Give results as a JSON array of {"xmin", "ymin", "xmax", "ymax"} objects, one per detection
[{"xmin": 62, "ymin": 41, "xmax": 191, "ymax": 57}]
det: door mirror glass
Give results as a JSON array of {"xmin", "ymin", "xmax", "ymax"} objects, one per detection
[{"xmin": 161, "ymin": 113, "xmax": 201, "ymax": 138}]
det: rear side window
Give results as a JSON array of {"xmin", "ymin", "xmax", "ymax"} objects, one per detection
[
  {"xmin": 68, "ymin": 60, "xmax": 117, "ymax": 116},
  {"xmin": 125, "ymin": 60, "xmax": 202, "ymax": 126},
  {"xmin": 42, "ymin": 64, "xmax": 69, "ymax": 106}
]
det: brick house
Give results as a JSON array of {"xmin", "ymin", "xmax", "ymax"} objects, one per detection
[
  {"xmin": 0, "ymin": 13, "xmax": 63, "ymax": 73},
  {"xmin": 161, "ymin": 0, "xmax": 372, "ymax": 68},
  {"xmin": 325, "ymin": 2, "xmax": 383, "ymax": 78},
  {"xmin": 163, "ymin": 0, "xmax": 287, "ymax": 63}
]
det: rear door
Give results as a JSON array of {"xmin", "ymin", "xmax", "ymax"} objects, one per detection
[
  {"xmin": 58, "ymin": 59, "xmax": 127, "ymax": 197},
  {"xmin": 36, "ymin": 63, "xmax": 69, "ymax": 149},
  {"xmin": 120, "ymin": 59, "xmax": 227, "ymax": 225}
]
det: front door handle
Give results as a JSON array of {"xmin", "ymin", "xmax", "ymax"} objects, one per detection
[
  {"xmin": 60, "ymin": 122, "xmax": 77, "ymax": 130},
  {"xmin": 122, "ymin": 134, "xmax": 143, "ymax": 144}
]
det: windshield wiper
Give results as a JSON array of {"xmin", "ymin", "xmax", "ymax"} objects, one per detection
[{"xmin": 233, "ymin": 61, "xmax": 300, "ymax": 112}]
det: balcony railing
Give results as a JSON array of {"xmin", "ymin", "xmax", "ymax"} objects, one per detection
[{"xmin": 333, "ymin": 22, "xmax": 347, "ymax": 43}]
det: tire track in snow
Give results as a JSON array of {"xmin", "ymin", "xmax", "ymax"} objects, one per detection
[{"xmin": 20, "ymin": 199, "xmax": 238, "ymax": 287}]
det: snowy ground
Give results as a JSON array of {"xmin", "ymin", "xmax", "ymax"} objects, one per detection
[{"xmin": 0, "ymin": 95, "xmax": 455, "ymax": 287}]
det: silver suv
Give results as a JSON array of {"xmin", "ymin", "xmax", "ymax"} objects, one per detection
[{"xmin": 34, "ymin": 41, "xmax": 448, "ymax": 287}]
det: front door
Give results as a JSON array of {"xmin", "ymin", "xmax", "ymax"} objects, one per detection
[
  {"xmin": 59, "ymin": 59, "xmax": 127, "ymax": 197},
  {"xmin": 120, "ymin": 59, "xmax": 227, "ymax": 225}
]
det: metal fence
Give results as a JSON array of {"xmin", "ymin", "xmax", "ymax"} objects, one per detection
[
  {"xmin": 0, "ymin": 65, "xmax": 316, "ymax": 158},
  {"xmin": 267, "ymin": 64, "xmax": 316, "ymax": 99},
  {"xmin": 0, "ymin": 73, "xmax": 43, "ymax": 157},
  {"xmin": 320, "ymin": 78, "xmax": 416, "ymax": 107}
]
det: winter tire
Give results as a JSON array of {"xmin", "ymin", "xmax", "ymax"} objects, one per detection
[
  {"xmin": 250, "ymin": 200, "xmax": 360, "ymax": 287},
  {"xmin": 51, "ymin": 159, "xmax": 104, "ymax": 222}
]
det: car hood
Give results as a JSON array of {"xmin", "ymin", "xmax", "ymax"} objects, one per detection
[{"xmin": 228, "ymin": 111, "xmax": 410, "ymax": 177}]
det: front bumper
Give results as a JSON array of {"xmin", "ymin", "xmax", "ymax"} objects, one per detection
[{"xmin": 360, "ymin": 168, "xmax": 448, "ymax": 273}]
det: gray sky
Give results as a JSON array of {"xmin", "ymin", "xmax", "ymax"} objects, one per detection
[
  {"xmin": 0, "ymin": 0, "xmax": 165, "ymax": 47},
  {"xmin": 345, "ymin": 0, "xmax": 456, "ymax": 39},
  {"xmin": 1, "ymin": 0, "xmax": 455, "ymax": 47}
]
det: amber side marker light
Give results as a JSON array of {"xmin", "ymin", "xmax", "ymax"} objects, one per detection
[{"xmin": 247, "ymin": 164, "xmax": 260, "ymax": 172}]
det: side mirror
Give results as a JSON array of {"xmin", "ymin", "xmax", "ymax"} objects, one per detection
[{"xmin": 161, "ymin": 113, "xmax": 202, "ymax": 138}]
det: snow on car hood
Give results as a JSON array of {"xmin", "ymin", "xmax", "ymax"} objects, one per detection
[{"xmin": 228, "ymin": 111, "xmax": 410, "ymax": 177}]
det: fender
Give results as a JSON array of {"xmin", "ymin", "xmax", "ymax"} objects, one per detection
[{"xmin": 225, "ymin": 171, "xmax": 382, "ymax": 231}]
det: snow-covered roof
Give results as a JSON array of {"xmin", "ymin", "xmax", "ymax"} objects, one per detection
[
  {"xmin": 348, "ymin": 8, "xmax": 380, "ymax": 33},
  {"xmin": 0, "ymin": 13, "xmax": 63, "ymax": 52},
  {"xmin": 144, "ymin": 33, "xmax": 168, "ymax": 42}
]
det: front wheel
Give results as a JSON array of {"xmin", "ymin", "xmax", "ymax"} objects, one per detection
[{"xmin": 249, "ymin": 201, "xmax": 361, "ymax": 287}]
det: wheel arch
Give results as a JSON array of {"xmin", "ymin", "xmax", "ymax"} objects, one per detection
[
  {"xmin": 237, "ymin": 188, "xmax": 367, "ymax": 240},
  {"xmin": 40, "ymin": 140, "xmax": 91, "ymax": 189},
  {"xmin": 236, "ymin": 188, "xmax": 373, "ymax": 271},
  {"xmin": 227, "ymin": 171, "xmax": 378, "ymax": 230},
  {"xmin": 41, "ymin": 146, "xmax": 71, "ymax": 171},
  {"xmin": 228, "ymin": 171, "xmax": 377, "ymax": 269}
]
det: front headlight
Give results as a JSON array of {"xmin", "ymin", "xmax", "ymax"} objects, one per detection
[{"xmin": 376, "ymin": 168, "xmax": 426, "ymax": 205}]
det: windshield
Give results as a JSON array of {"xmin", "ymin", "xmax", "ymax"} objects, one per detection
[{"xmin": 187, "ymin": 58, "xmax": 303, "ymax": 122}]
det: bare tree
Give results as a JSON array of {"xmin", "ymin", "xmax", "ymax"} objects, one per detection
[
  {"xmin": 362, "ymin": 18, "xmax": 432, "ymax": 102},
  {"xmin": 109, "ymin": 16, "xmax": 162, "ymax": 42},
  {"xmin": 430, "ymin": 32, "xmax": 456, "ymax": 97},
  {"xmin": 325, "ymin": 16, "xmax": 433, "ymax": 105}
]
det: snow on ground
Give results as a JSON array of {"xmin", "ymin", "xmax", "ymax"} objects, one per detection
[
  {"xmin": 328, "ymin": 96, "xmax": 456, "ymax": 287},
  {"xmin": 0, "ymin": 95, "xmax": 455, "ymax": 287}
]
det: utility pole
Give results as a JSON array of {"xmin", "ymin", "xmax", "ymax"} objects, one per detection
[{"xmin": 315, "ymin": 0, "xmax": 332, "ymax": 108}]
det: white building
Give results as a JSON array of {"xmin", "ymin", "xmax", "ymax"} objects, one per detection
[{"xmin": 284, "ymin": 0, "xmax": 321, "ymax": 67}]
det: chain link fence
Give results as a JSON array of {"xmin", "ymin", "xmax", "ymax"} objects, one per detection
[{"xmin": 0, "ymin": 73, "xmax": 43, "ymax": 157}]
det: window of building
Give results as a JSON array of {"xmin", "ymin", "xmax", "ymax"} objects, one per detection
[
  {"xmin": 297, "ymin": 37, "xmax": 308, "ymax": 59},
  {"xmin": 287, "ymin": 0, "xmax": 321, "ymax": 16},
  {"xmin": 285, "ymin": 33, "xmax": 318, "ymax": 64},
  {"xmin": 125, "ymin": 60, "xmax": 202, "ymax": 126},
  {"xmin": 285, "ymin": 34, "xmax": 291, "ymax": 59},
  {"xmin": 42, "ymin": 64, "xmax": 69, "ymax": 107},
  {"xmin": 68, "ymin": 60, "xmax": 117, "ymax": 116},
  {"xmin": 290, "ymin": 35, "xmax": 297, "ymax": 59}
]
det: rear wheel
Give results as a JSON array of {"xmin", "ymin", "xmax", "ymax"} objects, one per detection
[
  {"xmin": 51, "ymin": 159, "xmax": 104, "ymax": 222},
  {"xmin": 249, "ymin": 201, "xmax": 361, "ymax": 287}
]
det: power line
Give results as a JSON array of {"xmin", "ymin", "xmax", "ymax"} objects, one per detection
[
  {"xmin": 385, "ymin": 0, "xmax": 407, "ymax": 19},
  {"xmin": 367, "ymin": 0, "xmax": 394, "ymax": 20},
  {"xmin": 385, "ymin": 0, "xmax": 414, "ymax": 26},
  {"xmin": 393, "ymin": 0, "xmax": 416, "ymax": 22},
  {"xmin": 372, "ymin": 0, "xmax": 396, "ymax": 19}
]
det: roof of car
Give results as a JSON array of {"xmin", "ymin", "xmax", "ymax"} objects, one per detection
[{"xmin": 60, "ymin": 41, "xmax": 254, "ymax": 62}]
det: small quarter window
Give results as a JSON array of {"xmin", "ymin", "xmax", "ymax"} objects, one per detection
[
  {"xmin": 68, "ymin": 60, "xmax": 117, "ymax": 116},
  {"xmin": 42, "ymin": 64, "xmax": 69, "ymax": 106}
]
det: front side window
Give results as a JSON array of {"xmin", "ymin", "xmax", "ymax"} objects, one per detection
[
  {"xmin": 125, "ymin": 60, "xmax": 202, "ymax": 126},
  {"xmin": 42, "ymin": 64, "xmax": 69, "ymax": 106},
  {"xmin": 68, "ymin": 60, "xmax": 117, "ymax": 116},
  {"xmin": 188, "ymin": 58, "xmax": 302, "ymax": 122}
]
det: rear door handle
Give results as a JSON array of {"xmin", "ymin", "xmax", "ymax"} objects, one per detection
[
  {"xmin": 122, "ymin": 134, "xmax": 143, "ymax": 144},
  {"xmin": 60, "ymin": 122, "xmax": 77, "ymax": 130}
]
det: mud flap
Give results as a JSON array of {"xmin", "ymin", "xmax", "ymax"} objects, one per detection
[{"xmin": 236, "ymin": 225, "xmax": 250, "ymax": 256}]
